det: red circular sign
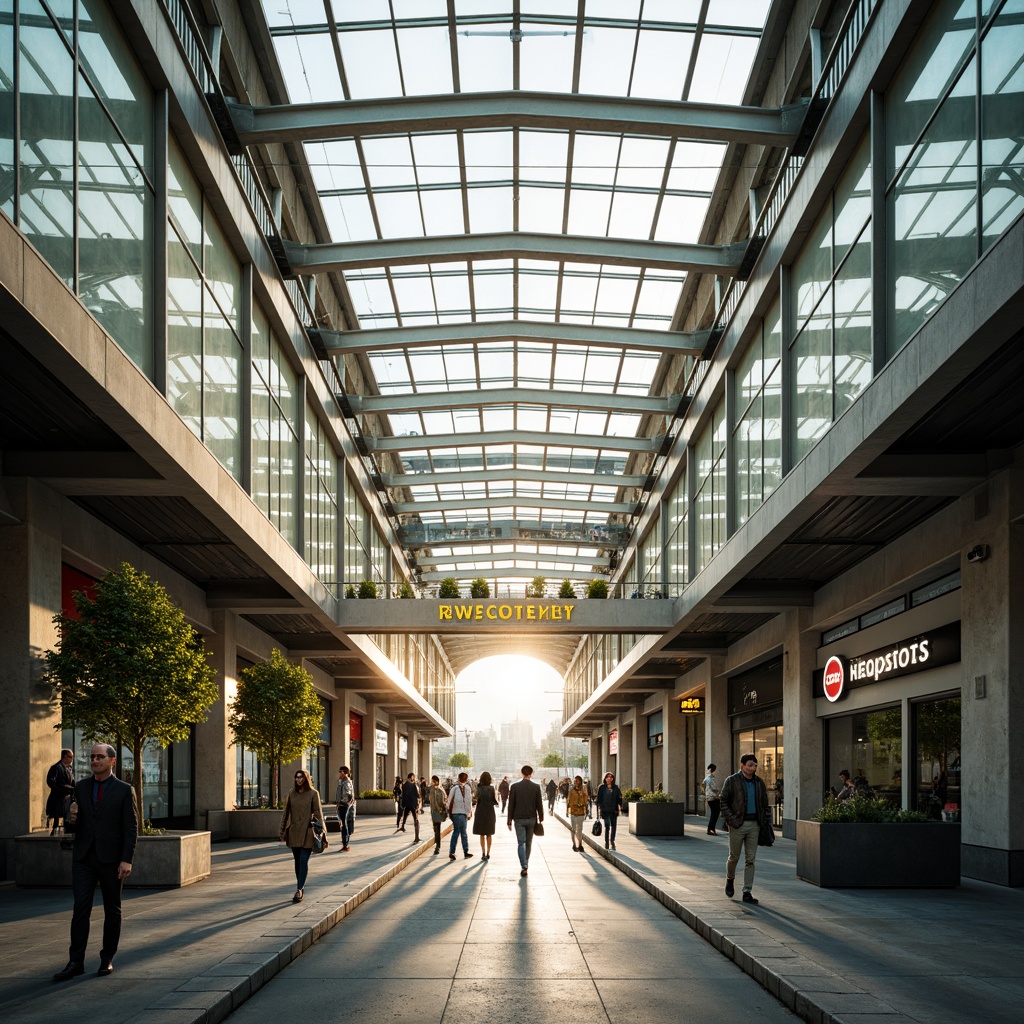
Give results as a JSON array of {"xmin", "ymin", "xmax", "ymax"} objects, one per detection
[{"xmin": 823, "ymin": 656, "xmax": 845, "ymax": 702}]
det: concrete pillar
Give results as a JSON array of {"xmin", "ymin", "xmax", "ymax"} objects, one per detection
[
  {"xmin": 960, "ymin": 462, "xmax": 1024, "ymax": 885},
  {"xmin": 0, "ymin": 480, "xmax": 62, "ymax": 860},
  {"xmin": 386, "ymin": 719, "xmax": 400, "ymax": 789},
  {"xmin": 589, "ymin": 733, "xmax": 602, "ymax": 783},
  {"xmin": 194, "ymin": 609, "xmax": 236, "ymax": 823},
  {"xmin": 360, "ymin": 706, "xmax": 380, "ymax": 791},
  {"xmin": 633, "ymin": 714, "xmax": 653, "ymax": 791},
  {"xmin": 618, "ymin": 718, "xmax": 634, "ymax": 789},
  {"xmin": 782, "ymin": 608, "xmax": 823, "ymax": 839},
  {"xmin": 329, "ymin": 692, "xmax": 351, "ymax": 776},
  {"xmin": 705, "ymin": 658, "xmax": 731, "ymax": 776},
  {"xmin": 661, "ymin": 692, "xmax": 687, "ymax": 797}
]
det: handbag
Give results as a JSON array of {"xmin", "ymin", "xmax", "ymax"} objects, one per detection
[
  {"xmin": 592, "ymin": 820, "xmax": 602, "ymax": 836},
  {"xmin": 311, "ymin": 817, "xmax": 329, "ymax": 853},
  {"xmin": 757, "ymin": 821, "xmax": 775, "ymax": 847},
  {"xmin": 533, "ymin": 821, "xmax": 544, "ymax": 837}
]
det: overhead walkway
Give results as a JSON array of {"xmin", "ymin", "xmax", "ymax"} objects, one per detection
[{"xmin": 3, "ymin": 810, "xmax": 1021, "ymax": 1024}]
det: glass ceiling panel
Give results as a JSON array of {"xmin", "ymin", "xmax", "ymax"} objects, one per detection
[{"xmin": 263, "ymin": 0, "xmax": 774, "ymax": 582}]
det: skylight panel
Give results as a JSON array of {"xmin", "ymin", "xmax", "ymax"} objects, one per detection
[
  {"xmin": 567, "ymin": 189, "xmax": 612, "ymax": 235},
  {"xmin": 361, "ymin": 137, "xmax": 416, "ymax": 190},
  {"xmin": 520, "ymin": 131, "xmax": 569, "ymax": 183},
  {"xmin": 595, "ymin": 274, "xmax": 640, "ymax": 314},
  {"xmin": 330, "ymin": 0, "xmax": 391, "ymax": 19},
  {"xmin": 375, "ymin": 191, "xmax": 426, "ymax": 238},
  {"xmin": 518, "ymin": 270, "xmax": 559, "ymax": 312},
  {"xmin": 408, "ymin": 350, "xmax": 448, "ymax": 382},
  {"xmin": 620, "ymin": 353, "xmax": 659, "ymax": 388},
  {"xmin": 518, "ymin": 186, "xmax": 567, "ymax": 234},
  {"xmin": 431, "ymin": 268, "xmax": 472, "ymax": 312},
  {"xmin": 559, "ymin": 272, "xmax": 599, "ymax": 312},
  {"xmin": 483, "ymin": 408, "xmax": 515, "ymax": 430},
  {"xmin": 395, "ymin": 26, "xmax": 454, "ymax": 95},
  {"xmin": 634, "ymin": 274, "xmax": 683, "ymax": 318},
  {"xmin": 338, "ymin": 29, "xmax": 402, "ymax": 99},
  {"xmin": 347, "ymin": 272, "xmax": 395, "ymax": 321},
  {"xmin": 477, "ymin": 344, "xmax": 514, "ymax": 383},
  {"xmin": 630, "ymin": 29, "xmax": 693, "ymax": 101},
  {"xmin": 389, "ymin": 412, "xmax": 423, "ymax": 436},
  {"xmin": 617, "ymin": 137, "xmax": 672, "ymax": 189},
  {"xmin": 468, "ymin": 185, "xmax": 514, "ymax": 232},
  {"xmin": 571, "ymin": 135, "xmax": 620, "ymax": 186},
  {"xmin": 517, "ymin": 407, "xmax": 549, "ymax": 432},
  {"xmin": 456, "ymin": 30, "xmax": 512, "ymax": 92},
  {"xmin": 471, "ymin": 267, "xmax": 514, "ymax": 310},
  {"xmin": 390, "ymin": 272, "xmax": 436, "ymax": 312},
  {"xmin": 582, "ymin": 350, "xmax": 621, "ymax": 386},
  {"xmin": 606, "ymin": 413, "xmax": 641, "ymax": 436},
  {"xmin": 323, "ymin": 194, "xmax": 376, "ymax": 243},
  {"xmin": 516, "ymin": 345, "xmax": 554, "ymax": 383},
  {"xmin": 667, "ymin": 141, "xmax": 727, "ymax": 192},
  {"xmin": 411, "ymin": 134, "xmax": 461, "ymax": 185},
  {"xmin": 276, "ymin": 34, "xmax": 344, "ymax": 104},
  {"xmin": 706, "ymin": 0, "xmax": 771, "ymax": 29},
  {"xmin": 689, "ymin": 32, "xmax": 760, "ymax": 105},
  {"xmin": 369, "ymin": 353, "xmax": 411, "ymax": 388},
  {"xmin": 640, "ymin": 0, "xmax": 703, "ymax": 22},
  {"xmin": 442, "ymin": 347, "xmax": 477, "ymax": 381},
  {"xmin": 655, "ymin": 194, "xmax": 712, "ymax": 243},
  {"xmin": 518, "ymin": 33, "xmax": 577, "ymax": 93},
  {"xmin": 553, "ymin": 348, "xmax": 587, "ymax": 384},
  {"xmin": 306, "ymin": 140, "xmax": 364, "ymax": 193},
  {"xmin": 578, "ymin": 26, "xmax": 636, "ymax": 97},
  {"xmin": 608, "ymin": 191, "xmax": 659, "ymax": 239}
]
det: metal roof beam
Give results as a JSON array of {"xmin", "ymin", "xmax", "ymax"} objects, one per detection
[
  {"xmin": 350, "ymin": 387, "xmax": 675, "ymax": 415},
  {"xmin": 366, "ymin": 429, "xmax": 662, "ymax": 453},
  {"xmin": 227, "ymin": 92, "xmax": 808, "ymax": 148},
  {"xmin": 317, "ymin": 320, "xmax": 707, "ymax": 355},
  {"xmin": 285, "ymin": 232, "xmax": 745, "ymax": 274},
  {"xmin": 384, "ymin": 467, "xmax": 645, "ymax": 488},
  {"xmin": 393, "ymin": 495, "xmax": 634, "ymax": 514},
  {"xmin": 418, "ymin": 568, "xmax": 609, "ymax": 582}
]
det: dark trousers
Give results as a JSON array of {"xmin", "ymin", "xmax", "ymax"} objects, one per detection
[
  {"xmin": 338, "ymin": 804, "xmax": 354, "ymax": 846},
  {"xmin": 401, "ymin": 806, "xmax": 419, "ymax": 836},
  {"xmin": 603, "ymin": 814, "xmax": 618, "ymax": 845},
  {"xmin": 432, "ymin": 820, "xmax": 442, "ymax": 850},
  {"xmin": 291, "ymin": 846, "xmax": 312, "ymax": 890},
  {"xmin": 69, "ymin": 852, "xmax": 124, "ymax": 963},
  {"xmin": 707, "ymin": 799, "xmax": 721, "ymax": 831}
]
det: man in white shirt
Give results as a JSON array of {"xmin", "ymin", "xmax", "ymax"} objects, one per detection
[{"xmin": 446, "ymin": 771, "xmax": 474, "ymax": 860}]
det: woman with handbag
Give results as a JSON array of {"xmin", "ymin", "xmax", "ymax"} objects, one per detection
[
  {"xmin": 567, "ymin": 775, "xmax": 588, "ymax": 851},
  {"xmin": 279, "ymin": 769, "xmax": 324, "ymax": 903},
  {"xmin": 595, "ymin": 772, "xmax": 623, "ymax": 850},
  {"xmin": 472, "ymin": 771, "xmax": 499, "ymax": 860},
  {"xmin": 427, "ymin": 775, "xmax": 448, "ymax": 856}
]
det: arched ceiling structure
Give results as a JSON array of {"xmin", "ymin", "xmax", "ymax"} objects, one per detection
[{"xmin": 239, "ymin": 0, "xmax": 795, "ymax": 678}]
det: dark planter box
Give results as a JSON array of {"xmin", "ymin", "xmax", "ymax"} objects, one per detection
[
  {"xmin": 628, "ymin": 802, "xmax": 685, "ymax": 837},
  {"xmin": 796, "ymin": 820, "xmax": 960, "ymax": 887}
]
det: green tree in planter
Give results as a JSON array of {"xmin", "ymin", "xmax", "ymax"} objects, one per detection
[
  {"xmin": 344, "ymin": 584, "xmax": 356, "ymax": 599},
  {"xmin": 228, "ymin": 649, "xmax": 324, "ymax": 806},
  {"xmin": 558, "ymin": 578, "xmax": 576, "ymax": 599},
  {"xmin": 449, "ymin": 751, "xmax": 472, "ymax": 768},
  {"xmin": 357, "ymin": 580, "xmax": 378, "ymax": 599},
  {"xmin": 46, "ymin": 562, "xmax": 219, "ymax": 825},
  {"xmin": 527, "ymin": 575, "xmax": 547, "ymax": 598},
  {"xmin": 438, "ymin": 577, "xmax": 461, "ymax": 598},
  {"xmin": 540, "ymin": 751, "xmax": 564, "ymax": 768},
  {"xmin": 586, "ymin": 578, "xmax": 609, "ymax": 599},
  {"xmin": 470, "ymin": 577, "xmax": 490, "ymax": 598},
  {"xmin": 397, "ymin": 581, "xmax": 416, "ymax": 598}
]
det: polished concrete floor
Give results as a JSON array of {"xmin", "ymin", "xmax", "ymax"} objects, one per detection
[{"xmin": 226, "ymin": 824, "xmax": 797, "ymax": 1024}]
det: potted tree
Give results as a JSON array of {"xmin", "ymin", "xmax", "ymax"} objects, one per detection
[
  {"xmin": 438, "ymin": 577, "xmax": 460, "ymax": 598},
  {"xmin": 558, "ymin": 578, "xmax": 576, "ymax": 599},
  {"xmin": 357, "ymin": 579, "xmax": 379, "ymax": 599},
  {"xmin": 39, "ymin": 562, "xmax": 218, "ymax": 887},
  {"xmin": 397, "ymin": 581, "xmax": 416, "ymax": 598},
  {"xmin": 628, "ymin": 790, "xmax": 686, "ymax": 836},
  {"xmin": 586, "ymin": 578, "xmax": 609, "ymax": 599},
  {"xmin": 527, "ymin": 575, "xmax": 547, "ymax": 598},
  {"xmin": 470, "ymin": 577, "xmax": 490, "ymax": 598},
  {"xmin": 227, "ymin": 649, "xmax": 325, "ymax": 839},
  {"xmin": 796, "ymin": 794, "xmax": 960, "ymax": 887}
]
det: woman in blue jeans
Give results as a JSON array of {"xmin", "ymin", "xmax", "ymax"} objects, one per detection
[
  {"xmin": 596, "ymin": 772, "xmax": 623, "ymax": 850},
  {"xmin": 279, "ymin": 769, "xmax": 324, "ymax": 903}
]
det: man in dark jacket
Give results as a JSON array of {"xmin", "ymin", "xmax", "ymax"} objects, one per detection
[
  {"xmin": 400, "ymin": 772, "xmax": 421, "ymax": 842},
  {"xmin": 53, "ymin": 743, "xmax": 138, "ymax": 980},
  {"xmin": 498, "ymin": 775, "xmax": 510, "ymax": 812},
  {"xmin": 506, "ymin": 765, "xmax": 544, "ymax": 877},
  {"xmin": 719, "ymin": 753, "xmax": 771, "ymax": 905},
  {"xmin": 45, "ymin": 748, "xmax": 75, "ymax": 835}
]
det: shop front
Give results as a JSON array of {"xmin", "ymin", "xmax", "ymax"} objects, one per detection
[
  {"xmin": 814, "ymin": 613, "xmax": 961, "ymax": 823},
  {"xmin": 728, "ymin": 657, "xmax": 784, "ymax": 825}
]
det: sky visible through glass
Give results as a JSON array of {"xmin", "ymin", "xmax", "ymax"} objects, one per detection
[{"xmin": 262, "ymin": 1, "xmax": 771, "ymax": 586}]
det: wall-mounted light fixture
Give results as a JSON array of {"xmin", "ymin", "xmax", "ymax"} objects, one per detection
[{"xmin": 966, "ymin": 544, "xmax": 990, "ymax": 564}]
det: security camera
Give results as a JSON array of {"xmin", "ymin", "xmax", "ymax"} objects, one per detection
[{"xmin": 967, "ymin": 544, "xmax": 990, "ymax": 563}]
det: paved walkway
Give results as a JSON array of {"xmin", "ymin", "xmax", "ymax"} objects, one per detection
[{"xmin": 1, "ymin": 806, "xmax": 1021, "ymax": 1024}]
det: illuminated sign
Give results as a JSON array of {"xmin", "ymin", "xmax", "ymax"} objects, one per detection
[
  {"xmin": 438, "ymin": 603, "xmax": 576, "ymax": 623},
  {"xmin": 812, "ymin": 622, "xmax": 960, "ymax": 697},
  {"xmin": 399, "ymin": 735, "xmax": 408, "ymax": 760},
  {"xmin": 678, "ymin": 696, "xmax": 704, "ymax": 714},
  {"xmin": 374, "ymin": 728, "xmax": 389, "ymax": 755},
  {"xmin": 608, "ymin": 729, "xmax": 619, "ymax": 755}
]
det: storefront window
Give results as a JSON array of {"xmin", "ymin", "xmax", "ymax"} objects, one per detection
[
  {"xmin": 235, "ymin": 744, "xmax": 271, "ymax": 807},
  {"xmin": 827, "ymin": 707, "xmax": 903, "ymax": 807},
  {"xmin": 913, "ymin": 695, "xmax": 961, "ymax": 820},
  {"xmin": 733, "ymin": 725, "xmax": 784, "ymax": 824}
]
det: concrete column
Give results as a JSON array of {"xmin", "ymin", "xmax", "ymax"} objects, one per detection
[
  {"xmin": 360, "ymin": 706, "xmax": 380, "ymax": 791},
  {"xmin": 960, "ymin": 462, "xmax": 1024, "ymax": 885},
  {"xmin": 385, "ymin": 718, "xmax": 400, "ymax": 791},
  {"xmin": 0, "ymin": 480, "xmax": 62, "ymax": 858},
  {"xmin": 782, "ymin": 608, "xmax": 823, "ymax": 839},
  {"xmin": 706, "ymin": 658, "xmax": 731, "ymax": 775},
  {"xmin": 662, "ymin": 692, "xmax": 687, "ymax": 796},
  {"xmin": 618, "ymin": 719, "xmax": 634, "ymax": 789},
  {"xmin": 632, "ymin": 716, "xmax": 653, "ymax": 791},
  {"xmin": 329, "ymin": 692, "xmax": 350, "ymax": 777},
  {"xmin": 589, "ymin": 733, "xmax": 602, "ymax": 783},
  {"xmin": 194, "ymin": 609, "xmax": 237, "ymax": 823}
]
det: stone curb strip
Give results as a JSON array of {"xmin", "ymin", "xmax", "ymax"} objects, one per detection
[{"xmin": 127, "ymin": 826, "xmax": 451, "ymax": 1024}]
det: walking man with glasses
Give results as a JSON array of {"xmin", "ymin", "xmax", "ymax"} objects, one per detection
[{"xmin": 720, "ymin": 754, "xmax": 771, "ymax": 905}]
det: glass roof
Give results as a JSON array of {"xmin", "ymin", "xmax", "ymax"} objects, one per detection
[{"xmin": 261, "ymin": 1, "xmax": 773, "ymax": 583}]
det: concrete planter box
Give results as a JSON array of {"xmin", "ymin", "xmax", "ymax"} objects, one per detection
[
  {"xmin": 15, "ymin": 831, "xmax": 211, "ymax": 888},
  {"xmin": 796, "ymin": 820, "xmax": 961, "ymax": 887},
  {"xmin": 628, "ymin": 802, "xmax": 686, "ymax": 836},
  {"xmin": 228, "ymin": 808, "xmax": 284, "ymax": 839},
  {"xmin": 358, "ymin": 798, "xmax": 397, "ymax": 816}
]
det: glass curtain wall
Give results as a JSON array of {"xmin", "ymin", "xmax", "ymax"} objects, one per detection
[
  {"xmin": 304, "ymin": 404, "xmax": 338, "ymax": 593},
  {"xmin": 665, "ymin": 471, "xmax": 688, "ymax": 598},
  {"xmin": 167, "ymin": 138, "xmax": 242, "ymax": 478},
  {"xmin": 827, "ymin": 706, "xmax": 904, "ymax": 806},
  {"xmin": 734, "ymin": 300, "xmax": 783, "ymax": 523},
  {"xmin": 3, "ymin": 0, "xmax": 154, "ymax": 374},
  {"xmin": 733, "ymin": 725, "xmax": 784, "ymax": 825},
  {"xmin": 914, "ymin": 694, "xmax": 961, "ymax": 820},
  {"xmin": 790, "ymin": 135, "xmax": 872, "ymax": 461},
  {"xmin": 886, "ymin": 0, "xmax": 1024, "ymax": 358},
  {"xmin": 694, "ymin": 400, "xmax": 726, "ymax": 573}
]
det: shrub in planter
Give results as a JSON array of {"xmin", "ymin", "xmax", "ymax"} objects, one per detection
[
  {"xmin": 359, "ymin": 789, "xmax": 393, "ymax": 799},
  {"xmin": 558, "ymin": 578, "xmax": 576, "ymax": 599},
  {"xmin": 641, "ymin": 790, "xmax": 674, "ymax": 803},
  {"xmin": 358, "ymin": 579, "xmax": 379, "ymax": 599},
  {"xmin": 344, "ymin": 583, "xmax": 356, "ymax": 599},
  {"xmin": 813, "ymin": 794, "xmax": 928, "ymax": 823},
  {"xmin": 527, "ymin": 575, "xmax": 547, "ymax": 598},
  {"xmin": 586, "ymin": 578, "xmax": 609, "ymax": 599},
  {"xmin": 621, "ymin": 787, "xmax": 645, "ymax": 805},
  {"xmin": 470, "ymin": 577, "xmax": 490, "ymax": 598},
  {"xmin": 398, "ymin": 581, "xmax": 416, "ymax": 598},
  {"xmin": 439, "ymin": 577, "xmax": 461, "ymax": 598}
]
